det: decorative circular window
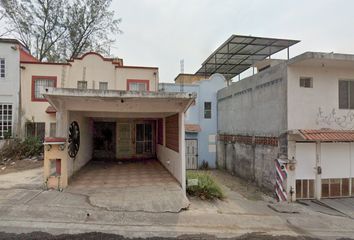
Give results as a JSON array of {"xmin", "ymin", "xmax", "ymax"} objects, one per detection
[{"xmin": 68, "ymin": 121, "xmax": 80, "ymax": 158}]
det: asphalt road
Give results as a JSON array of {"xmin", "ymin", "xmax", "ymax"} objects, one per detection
[{"xmin": 0, "ymin": 232, "xmax": 330, "ymax": 240}]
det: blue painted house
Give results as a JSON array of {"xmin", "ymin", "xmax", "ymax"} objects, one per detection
[{"xmin": 159, "ymin": 74, "xmax": 227, "ymax": 169}]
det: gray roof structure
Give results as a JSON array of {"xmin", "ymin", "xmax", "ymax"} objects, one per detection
[{"xmin": 196, "ymin": 35, "xmax": 300, "ymax": 79}]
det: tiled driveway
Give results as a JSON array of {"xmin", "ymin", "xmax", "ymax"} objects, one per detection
[
  {"xmin": 66, "ymin": 159, "xmax": 189, "ymax": 212},
  {"xmin": 69, "ymin": 159, "xmax": 179, "ymax": 190}
]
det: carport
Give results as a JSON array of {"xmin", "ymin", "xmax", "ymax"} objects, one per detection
[{"xmin": 42, "ymin": 87, "xmax": 195, "ymax": 196}]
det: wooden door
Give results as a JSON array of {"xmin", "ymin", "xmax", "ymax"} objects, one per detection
[
  {"xmin": 117, "ymin": 123, "xmax": 131, "ymax": 158},
  {"xmin": 186, "ymin": 139, "xmax": 198, "ymax": 169}
]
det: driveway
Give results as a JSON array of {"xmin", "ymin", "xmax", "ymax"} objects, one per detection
[
  {"xmin": 66, "ymin": 160, "xmax": 189, "ymax": 212},
  {"xmin": 0, "ymin": 167, "xmax": 42, "ymax": 189}
]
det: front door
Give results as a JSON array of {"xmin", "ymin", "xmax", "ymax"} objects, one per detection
[
  {"xmin": 136, "ymin": 123, "xmax": 153, "ymax": 156},
  {"xmin": 117, "ymin": 123, "xmax": 131, "ymax": 158},
  {"xmin": 186, "ymin": 139, "xmax": 198, "ymax": 169}
]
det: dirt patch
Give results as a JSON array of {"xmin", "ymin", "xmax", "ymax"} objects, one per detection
[
  {"xmin": 0, "ymin": 232, "xmax": 327, "ymax": 240},
  {"xmin": 208, "ymin": 170, "xmax": 269, "ymax": 201},
  {"xmin": 0, "ymin": 158, "xmax": 43, "ymax": 175}
]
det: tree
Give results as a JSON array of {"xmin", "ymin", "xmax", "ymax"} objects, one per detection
[{"xmin": 0, "ymin": 0, "xmax": 121, "ymax": 61}]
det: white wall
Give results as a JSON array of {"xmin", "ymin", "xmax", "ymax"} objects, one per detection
[
  {"xmin": 0, "ymin": 42, "xmax": 20, "ymax": 137},
  {"xmin": 288, "ymin": 64, "xmax": 354, "ymax": 130},
  {"xmin": 156, "ymin": 144, "xmax": 183, "ymax": 185}
]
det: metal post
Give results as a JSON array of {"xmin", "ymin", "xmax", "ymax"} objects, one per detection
[
  {"xmin": 315, "ymin": 141, "xmax": 322, "ymax": 200},
  {"xmin": 287, "ymin": 47, "xmax": 290, "ymax": 60}
]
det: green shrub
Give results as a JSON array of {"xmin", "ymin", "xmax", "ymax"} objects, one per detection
[
  {"xmin": 186, "ymin": 171, "xmax": 225, "ymax": 200},
  {"xmin": 0, "ymin": 136, "xmax": 43, "ymax": 160}
]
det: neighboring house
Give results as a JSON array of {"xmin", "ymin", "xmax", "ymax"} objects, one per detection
[
  {"xmin": 0, "ymin": 38, "xmax": 37, "ymax": 140},
  {"xmin": 160, "ymin": 74, "xmax": 227, "ymax": 169},
  {"xmin": 217, "ymin": 52, "xmax": 354, "ymax": 201},
  {"xmin": 20, "ymin": 51, "xmax": 195, "ymax": 191}
]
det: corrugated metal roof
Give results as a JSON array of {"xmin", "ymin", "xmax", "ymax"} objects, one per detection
[{"xmin": 299, "ymin": 129, "xmax": 354, "ymax": 142}]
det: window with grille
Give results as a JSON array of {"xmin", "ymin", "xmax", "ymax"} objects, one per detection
[
  {"xmin": 99, "ymin": 82, "xmax": 108, "ymax": 90},
  {"xmin": 339, "ymin": 80, "xmax": 354, "ymax": 109},
  {"xmin": 204, "ymin": 102, "xmax": 212, "ymax": 119},
  {"xmin": 25, "ymin": 122, "xmax": 45, "ymax": 141},
  {"xmin": 0, "ymin": 104, "xmax": 12, "ymax": 138},
  {"xmin": 77, "ymin": 81, "xmax": 87, "ymax": 90},
  {"xmin": 127, "ymin": 80, "xmax": 149, "ymax": 91},
  {"xmin": 32, "ymin": 77, "xmax": 56, "ymax": 101},
  {"xmin": 300, "ymin": 77, "xmax": 313, "ymax": 88},
  {"xmin": 0, "ymin": 58, "xmax": 5, "ymax": 78}
]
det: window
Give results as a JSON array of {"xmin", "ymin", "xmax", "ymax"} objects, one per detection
[
  {"xmin": 204, "ymin": 102, "xmax": 212, "ymax": 119},
  {"xmin": 0, "ymin": 58, "xmax": 5, "ymax": 78},
  {"xmin": 32, "ymin": 76, "xmax": 56, "ymax": 101},
  {"xmin": 339, "ymin": 80, "xmax": 354, "ymax": 109},
  {"xmin": 0, "ymin": 104, "xmax": 12, "ymax": 138},
  {"xmin": 99, "ymin": 82, "xmax": 108, "ymax": 90},
  {"xmin": 127, "ymin": 79, "xmax": 149, "ymax": 91},
  {"xmin": 50, "ymin": 122, "xmax": 56, "ymax": 137},
  {"xmin": 77, "ymin": 81, "xmax": 87, "ymax": 90},
  {"xmin": 25, "ymin": 122, "xmax": 45, "ymax": 141},
  {"xmin": 300, "ymin": 77, "xmax": 313, "ymax": 88}
]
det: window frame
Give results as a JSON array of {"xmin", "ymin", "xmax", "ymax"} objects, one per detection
[
  {"xmin": 25, "ymin": 122, "xmax": 45, "ymax": 141},
  {"xmin": 0, "ymin": 58, "xmax": 5, "ymax": 79},
  {"xmin": 77, "ymin": 81, "xmax": 88, "ymax": 90},
  {"xmin": 204, "ymin": 101, "xmax": 212, "ymax": 119},
  {"xmin": 127, "ymin": 79, "xmax": 150, "ymax": 91},
  {"xmin": 299, "ymin": 77, "xmax": 313, "ymax": 88},
  {"xmin": 339, "ymin": 79, "xmax": 354, "ymax": 109},
  {"xmin": 0, "ymin": 103, "xmax": 13, "ymax": 139},
  {"xmin": 31, "ymin": 76, "xmax": 57, "ymax": 102},
  {"xmin": 99, "ymin": 81, "xmax": 108, "ymax": 90}
]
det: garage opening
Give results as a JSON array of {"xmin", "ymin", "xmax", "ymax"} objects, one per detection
[{"xmin": 93, "ymin": 121, "xmax": 116, "ymax": 160}]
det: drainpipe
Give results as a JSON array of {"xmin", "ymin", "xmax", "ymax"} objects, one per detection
[{"xmin": 315, "ymin": 141, "xmax": 322, "ymax": 200}]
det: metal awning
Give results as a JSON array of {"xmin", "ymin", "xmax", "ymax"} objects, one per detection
[{"xmin": 196, "ymin": 35, "xmax": 300, "ymax": 79}]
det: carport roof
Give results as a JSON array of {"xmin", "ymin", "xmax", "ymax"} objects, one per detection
[
  {"xmin": 196, "ymin": 34, "xmax": 300, "ymax": 80},
  {"xmin": 298, "ymin": 129, "xmax": 354, "ymax": 142}
]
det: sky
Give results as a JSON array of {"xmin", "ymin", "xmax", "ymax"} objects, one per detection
[{"xmin": 110, "ymin": 0, "xmax": 354, "ymax": 83}]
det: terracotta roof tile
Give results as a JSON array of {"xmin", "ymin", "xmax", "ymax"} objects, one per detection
[
  {"xmin": 45, "ymin": 106, "xmax": 57, "ymax": 114},
  {"xmin": 185, "ymin": 124, "xmax": 201, "ymax": 133},
  {"xmin": 299, "ymin": 129, "xmax": 354, "ymax": 142}
]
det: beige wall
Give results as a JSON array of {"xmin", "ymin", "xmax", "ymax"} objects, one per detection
[
  {"xmin": 20, "ymin": 52, "xmax": 159, "ymax": 138},
  {"xmin": 287, "ymin": 63, "xmax": 354, "ymax": 130},
  {"xmin": 20, "ymin": 64, "xmax": 65, "ymax": 137}
]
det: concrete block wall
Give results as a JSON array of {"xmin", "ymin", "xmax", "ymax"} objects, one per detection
[{"xmin": 217, "ymin": 140, "xmax": 278, "ymax": 191}]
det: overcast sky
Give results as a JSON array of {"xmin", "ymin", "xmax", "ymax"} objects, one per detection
[{"xmin": 112, "ymin": 0, "xmax": 354, "ymax": 83}]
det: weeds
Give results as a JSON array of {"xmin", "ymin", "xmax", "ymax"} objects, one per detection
[
  {"xmin": 187, "ymin": 171, "xmax": 225, "ymax": 200},
  {"xmin": 0, "ymin": 137, "xmax": 43, "ymax": 160}
]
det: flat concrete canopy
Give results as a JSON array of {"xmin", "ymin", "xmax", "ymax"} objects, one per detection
[
  {"xmin": 66, "ymin": 160, "xmax": 190, "ymax": 213},
  {"xmin": 43, "ymin": 87, "xmax": 196, "ymax": 116}
]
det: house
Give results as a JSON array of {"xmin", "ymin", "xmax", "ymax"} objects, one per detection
[
  {"xmin": 20, "ymin": 52, "xmax": 195, "ymax": 191},
  {"xmin": 217, "ymin": 52, "xmax": 354, "ymax": 201},
  {"xmin": 0, "ymin": 38, "xmax": 37, "ymax": 140},
  {"xmin": 160, "ymin": 73, "xmax": 227, "ymax": 169}
]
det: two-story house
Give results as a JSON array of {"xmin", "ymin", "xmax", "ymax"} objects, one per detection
[
  {"xmin": 0, "ymin": 38, "xmax": 37, "ymax": 140},
  {"xmin": 20, "ymin": 51, "xmax": 195, "ymax": 193},
  {"xmin": 160, "ymin": 73, "xmax": 227, "ymax": 169},
  {"xmin": 217, "ymin": 52, "xmax": 354, "ymax": 201}
]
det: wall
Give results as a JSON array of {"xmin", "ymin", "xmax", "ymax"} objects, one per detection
[
  {"xmin": 217, "ymin": 140, "xmax": 278, "ymax": 190},
  {"xmin": 0, "ymin": 42, "xmax": 20, "ymax": 137},
  {"xmin": 67, "ymin": 111, "xmax": 93, "ymax": 178},
  {"xmin": 217, "ymin": 63, "xmax": 288, "ymax": 136},
  {"xmin": 287, "ymin": 63, "xmax": 354, "ymax": 130},
  {"xmin": 162, "ymin": 73, "xmax": 226, "ymax": 168},
  {"xmin": 20, "ymin": 63, "xmax": 65, "ymax": 137}
]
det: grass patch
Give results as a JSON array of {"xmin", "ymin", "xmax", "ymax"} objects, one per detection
[
  {"xmin": 186, "ymin": 171, "xmax": 225, "ymax": 200},
  {"xmin": 0, "ymin": 137, "xmax": 43, "ymax": 160}
]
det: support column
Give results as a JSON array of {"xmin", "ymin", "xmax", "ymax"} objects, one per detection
[
  {"xmin": 287, "ymin": 140, "xmax": 297, "ymax": 202},
  {"xmin": 56, "ymin": 108, "xmax": 68, "ymax": 137},
  {"xmin": 315, "ymin": 141, "xmax": 322, "ymax": 200},
  {"xmin": 179, "ymin": 111, "xmax": 186, "ymax": 192}
]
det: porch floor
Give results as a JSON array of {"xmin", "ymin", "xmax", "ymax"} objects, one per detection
[{"xmin": 66, "ymin": 159, "xmax": 189, "ymax": 212}]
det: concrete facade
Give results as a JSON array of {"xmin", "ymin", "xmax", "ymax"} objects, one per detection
[
  {"xmin": 161, "ymin": 74, "xmax": 227, "ymax": 168},
  {"xmin": 0, "ymin": 39, "xmax": 35, "ymax": 138},
  {"xmin": 217, "ymin": 52, "xmax": 354, "ymax": 200}
]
